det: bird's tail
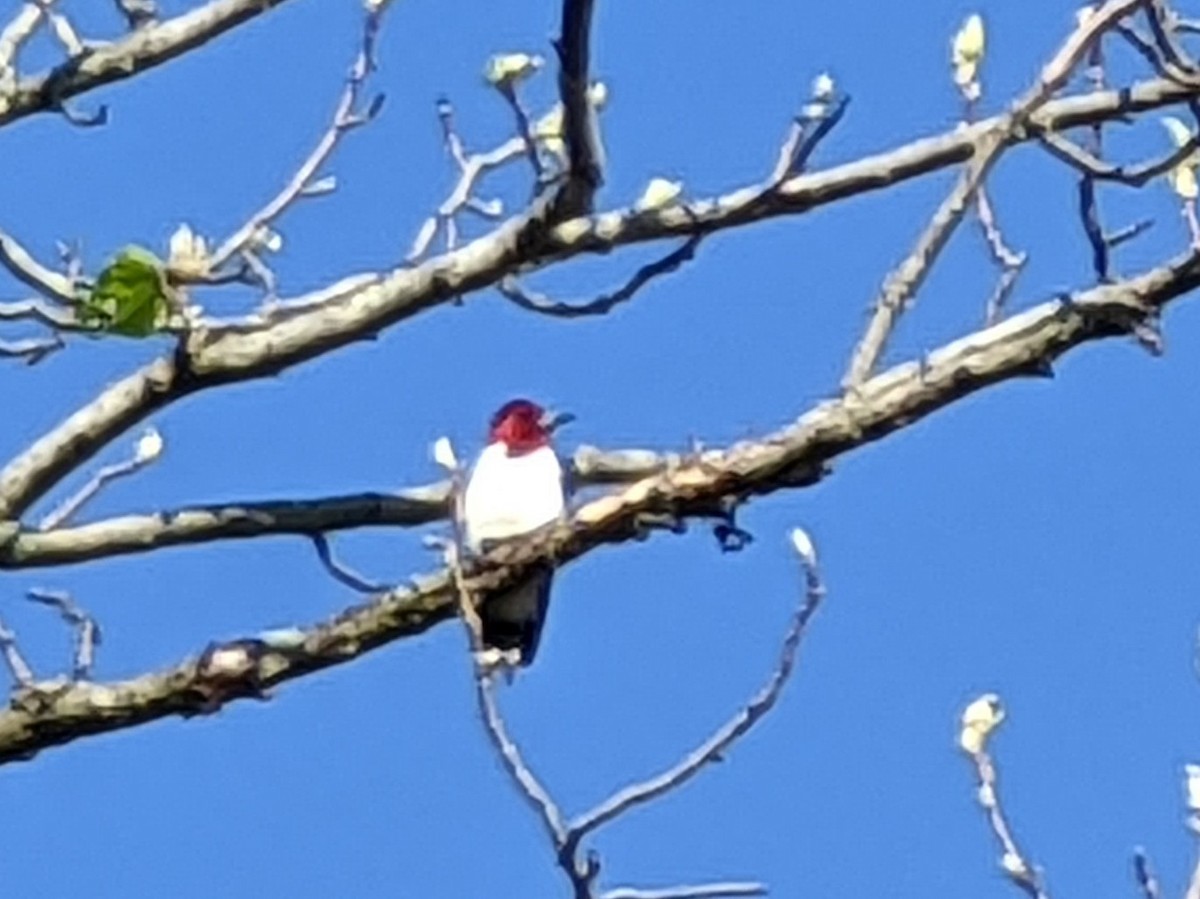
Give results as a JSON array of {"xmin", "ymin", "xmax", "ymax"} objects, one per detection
[{"xmin": 479, "ymin": 563, "xmax": 554, "ymax": 667}]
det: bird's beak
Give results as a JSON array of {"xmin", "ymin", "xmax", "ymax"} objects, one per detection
[{"xmin": 540, "ymin": 409, "xmax": 576, "ymax": 433}]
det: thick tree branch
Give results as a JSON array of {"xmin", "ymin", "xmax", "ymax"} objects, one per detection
[
  {"xmin": 550, "ymin": 0, "xmax": 601, "ymax": 218},
  {"xmin": 0, "ymin": 68, "xmax": 1195, "ymax": 521},
  {"xmin": 0, "ymin": 0, "xmax": 294, "ymax": 128},
  {"xmin": 0, "ymin": 252, "xmax": 1196, "ymax": 764}
]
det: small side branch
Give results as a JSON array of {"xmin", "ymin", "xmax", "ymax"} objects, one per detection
[
  {"xmin": 0, "ymin": 615, "xmax": 34, "ymax": 687},
  {"xmin": 1133, "ymin": 848, "xmax": 1161, "ymax": 899},
  {"xmin": 0, "ymin": 334, "xmax": 63, "ymax": 364},
  {"xmin": 0, "ymin": 227, "xmax": 78, "ymax": 304},
  {"xmin": 38, "ymin": 428, "xmax": 163, "ymax": 531},
  {"xmin": 771, "ymin": 76, "xmax": 849, "ymax": 182},
  {"xmin": 566, "ymin": 529, "xmax": 825, "ymax": 847},
  {"xmin": 959, "ymin": 695, "xmax": 1048, "ymax": 899},
  {"xmin": 205, "ymin": 3, "xmax": 390, "ymax": 277},
  {"xmin": 976, "ymin": 186, "xmax": 1027, "ymax": 324},
  {"xmin": 600, "ymin": 884, "xmax": 766, "ymax": 899},
  {"xmin": 550, "ymin": 0, "xmax": 602, "ymax": 217},
  {"xmin": 310, "ymin": 533, "xmax": 391, "ymax": 594},
  {"xmin": 498, "ymin": 235, "xmax": 701, "ymax": 318},
  {"xmin": 27, "ymin": 588, "xmax": 100, "ymax": 680}
]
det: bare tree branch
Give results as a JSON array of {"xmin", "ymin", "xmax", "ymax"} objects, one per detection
[
  {"xmin": 26, "ymin": 588, "xmax": 100, "ymax": 680},
  {"xmin": 0, "ymin": 448, "xmax": 671, "ymax": 569},
  {"xmin": 842, "ymin": 0, "xmax": 1145, "ymax": 389},
  {"xmin": 37, "ymin": 429, "xmax": 162, "ymax": 531},
  {"xmin": 0, "ymin": 616, "xmax": 34, "ymax": 688},
  {"xmin": 498, "ymin": 236, "xmax": 701, "ymax": 318},
  {"xmin": 0, "ymin": 228, "xmax": 77, "ymax": 304},
  {"xmin": 0, "ymin": 0, "xmax": 296, "ymax": 129},
  {"xmin": 0, "ymin": 251, "xmax": 1194, "ymax": 764},
  {"xmin": 600, "ymin": 885, "xmax": 765, "ymax": 899},
  {"xmin": 310, "ymin": 533, "xmax": 391, "ymax": 594},
  {"xmin": 0, "ymin": 334, "xmax": 62, "ymax": 364},
  {"xmin": 1133, "ymin": 848, "xmax": 1162, "ymax": 899},
  {"xmin": 565, "ymin": 529, "xmax": 824, "ymax": 845},
  {"xmin": 205, "ymin": 5, "xmax": 389, "ymax": 276},
  {"xmin": 0, "ymin": 67, "xmax": 1190, "ymax": 524},
  {"xmin": 550, "ymin": 0, "xmax": 602, "ymax": 218}
]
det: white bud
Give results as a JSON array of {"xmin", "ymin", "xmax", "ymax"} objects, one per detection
[
  {"xmin": 364, "ymin": 0, "xmax": 393, "ymax": 11},
  {"xmin": 1075, "ymin": 5, "xmax": 1096, "ymax": 27},
  {"xmin": 1185, "ymin": 764, "xmax": 1200, "ymax": 812},
  {"xmin": 952, "ymin": 14, "xmax": 986, "ymax": 67},
  {"xmin": 205, "ymin": 645, "xmax": 252, "ymax": 676},
  {"xmin": 257, "ymin": 627, "xmax": 307, "ymax": 650},
  {"xmin": 134, "ymin": 427, "xmax": 164, "ymax": 463},
  {"xmin": 432, "ymin": 436, "xmax": 459, "ymax": 472},
  {"xmin": 1164, "ymin": 116, "xmax": 1194, "ymax": 148},
  {"xmin": 635, "ymin": 177, "xmax": 683, "ymax": 212},
  {"xmin": 484, "ymin": 53, "xmax": 543, "ymax": 88},
  {"xmin": 167, "ymin": 223, "xmax": 210, "ymax": 277},
  {"xmin": 959, "ymin": 692, "xmax": 1005, "ymax": 754},
  {"xmin": 250, "ymin": 225, "xmax": 283, "ymax": 254},
  {"xmin": 1163, "ymin": 118, "xmax": 1200, "ymax": 199},
  {"xmin": 1000, "ymin": 852, "xmax": 1028, "ymax": 878},
  {"xmin": 301, "ymin": 175, "xmax": 338, "ymax": 197},
  {"xmin": 811, "ymin": 72, "xmax": 835, "ymax": 101},
  {"xmin": 587, "ymin": 81, "xmax": 610, "ymax": 109},
  {"xmin": 789, "ymin": 527, "xmax": 817, "ymax": 567}
]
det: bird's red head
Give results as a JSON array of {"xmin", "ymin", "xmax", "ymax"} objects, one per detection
[{"xmin": 488, "ymin": 399, "xmax": 573, "ymax": 455}]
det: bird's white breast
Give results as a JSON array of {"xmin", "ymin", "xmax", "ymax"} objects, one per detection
[{"xmin": 463, "ymin": 443, "xmax": 565, "ymax": 550}]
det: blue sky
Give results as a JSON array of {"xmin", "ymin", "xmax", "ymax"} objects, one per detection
[{"xmin": 2, "ymin": 0, "xmax": 1200, "ymax": 896}]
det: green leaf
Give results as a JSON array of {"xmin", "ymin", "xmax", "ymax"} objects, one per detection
[{"xmin": 79, "ymin": 247, "xmax": 170, "ymax": 338}]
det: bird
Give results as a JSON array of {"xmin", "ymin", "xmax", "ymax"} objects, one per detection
[{"xmin": 462, "ymin": 398, "xmax": 573, "ymax": 669}]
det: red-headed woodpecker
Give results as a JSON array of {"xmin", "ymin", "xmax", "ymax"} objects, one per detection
[{"xmin": 463, "ymin": 399, "xmax": 573, "ymax": 668}]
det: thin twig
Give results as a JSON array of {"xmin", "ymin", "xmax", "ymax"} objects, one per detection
[
  {"xmin": 31, "ymin": 0, "xmax": 83, "ymax": 58},
  {"xmin": 113, "ymin": 0, "xmax": 156, "ymax": 29},
  {"xmin": 38, "ymin": 432, "xmax": 161, "ymax": 531},
  {"xmin": 0, "ymin": 297, "xmax": 83, "ymax": 329},
  {"xmin": 0, "ymin": 334, "xmax": 63, "ymax": 364},
  {"xmin": 0, "ymin": 616, "xmax": 34, "ymax": 687},
  {"xmin": 310, "ymin": 533, "xmax": 391, "ymax": 593},
  {"xmin": 771, "ymin": 85, "xmax": 850, "ymax": 182},
  {"xmin": 0, "ymin": 227, "xmax": 78, "ymax": 304},
  {"xmin": 206, "ymin": 4, "xmax": 389, "ymax": 274},
  {"xmin": 977, "ymin": 185, "xmax": 1027, "ymax": 324},
  {"xmin": 498, "ymin": 83, "xmax": 544, "ymax": 182},
  {"xmin": 841, "ymin": 0, "xmax": 1145, "ymax": 389},
  {"xmin": 960, "ymin": 699, "xmax": 1048, "ymax": 899},
  {"xmin": 1133, "ymin": 848, "xmax": 1161, "ymax": 899},
  {"xmin": 565, "ymin": 534, "xmax": 826, "ymax": 846},
  {"xmin": 600, "ymin": 884, "xmax": 766, "ymax": 899},
  {"xmin": 26, "ymin": 588, "xmax": 100, "ymax": 680},
  {"xmin": 498, "ymin": 235, "xmax": 701, "ymax": 317},
  {"xmin": 1038, "ymin": 128, "xmax": 1200, "ymax": 186},
  {"xmin": 0, "ymin": 3, "xmax": 44, "ymax": 93}
]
